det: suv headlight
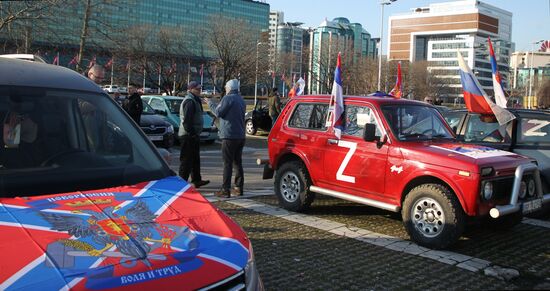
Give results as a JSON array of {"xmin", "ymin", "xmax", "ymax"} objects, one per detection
[
  {"xmin": 519, "ymin": 181, "xmax": 527, "ymax": 199},
  {"xmin": 166, "ymin": 125, "xmax": 174, "ymax": 133},
  {"xmin": 482, "ymin": 181, "xmax": 493, "ymax": 200},
  {"xmin": 527, "ymin": 178, "xmax": 536, "ymax": 197},
  {"xmin": 245, "ymin": 242, "xmax": 263, "ymax": 291}
]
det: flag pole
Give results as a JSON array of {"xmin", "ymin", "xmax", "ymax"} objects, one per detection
[
  {"xmin": 143, "ymin": 68, "xmax": 146, "ymax": 90},
  {"xmin": 187, "ymin": 61, "xmax": 190, "ymax": 85},
  {"xmin": 158, "ymin": 64, "xmax": 161, "ymax": 94},
  {"xmin": 127, "ymin": 59, "xmax": 130, "ymax": 89},
  {"xmin": 111, "ymin": 56, "xmax": 114, "ymax": 86}
]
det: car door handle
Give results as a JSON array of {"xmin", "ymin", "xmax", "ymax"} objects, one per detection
[{"xmin": 327, "ymin": 139, "xmax": 338, "ymax": 145}]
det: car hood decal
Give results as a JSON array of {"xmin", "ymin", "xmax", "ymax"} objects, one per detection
[{"xmin": 0, "ymin": 176, "xmax": 249, "ymax": 290}]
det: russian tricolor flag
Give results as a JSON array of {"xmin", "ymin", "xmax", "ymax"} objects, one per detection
[
  {"xmin": 457, "ymin": 51, "xmax": 515, "ymax": 125},
  {"xmin": 488, "ymin": 37, "xmax": 508, "ymax": 108},
  {"xmin": 331, "ymin": 52, "xmax": 344, "ymax": 139},
  {"xmin": 389, "ymin": 61, "xmax": 402, "ymax": 98}
]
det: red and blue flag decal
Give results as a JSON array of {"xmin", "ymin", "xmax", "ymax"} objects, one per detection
[
  {"xmin": 330, "ymin": 52, "xmax": 344, "ymax": 139},
  {"xmin": 0, "ymin": 176, "xmax": 249, "ymax": 290}
]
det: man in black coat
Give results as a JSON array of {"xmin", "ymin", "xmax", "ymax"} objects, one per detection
[{"xmin": 125, "ymin": 85, "xmax": 143, "ymax": 124}]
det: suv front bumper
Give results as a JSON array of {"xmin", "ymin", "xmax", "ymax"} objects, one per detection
[{"xmin": 490, "ymin": 163, "xmax": 550, "ymax": 218}]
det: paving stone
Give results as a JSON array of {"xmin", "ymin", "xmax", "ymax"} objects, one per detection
[{"xmin": 484, "ymin": 266, "xmax": 520, "ymax": 281}]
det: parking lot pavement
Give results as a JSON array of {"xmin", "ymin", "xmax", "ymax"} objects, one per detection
[{"xmin": 205, "ymin": 192, "xmax": 550, "ymax": 289}]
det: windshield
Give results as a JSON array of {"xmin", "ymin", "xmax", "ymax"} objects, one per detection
[
  {"xmin": 142, "ymin": 101, "xmax": 156, "ymax": 115},
  {"xmin": 382, "ymin": 105, "xmax": 454, "ymax": 141},
  {"xmin": 165, "ymin": 99, "xmax": 182, "ymax": 114},
  {"xmin": 0, "ymin": 86, "xmax": 172, "ymax": 197}
]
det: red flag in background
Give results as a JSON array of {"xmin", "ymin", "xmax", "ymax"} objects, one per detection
[
  {"xmin": 68, "ymin": 54, "xmax": 78, "ymax": 66},
  {"xmin": 389, "ymin": 61, "xmax": 402, "ymax": 98},
  {"xmin": 52, "ymin": 53, "xmax": 59, "ymax": 66},
  {"xmin": 87, "ymin": 56, "xmax": 96, "ymax": 70},
  {"xmin": 104, "ymin": 58, "xmax": 113, "ymax": 69}
]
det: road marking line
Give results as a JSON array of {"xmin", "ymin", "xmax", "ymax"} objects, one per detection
[{"xmin": 208, "ymin": 197, "xmax": 504, "ymax": 275}]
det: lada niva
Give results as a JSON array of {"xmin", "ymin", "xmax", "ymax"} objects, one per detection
[
  {"xmin": 264, "ymin": 95, "xmax": 550, "ymax": 249},
  {"xmin": 0, "ymin": 58, "xmax": 262, "ymax": 290}
]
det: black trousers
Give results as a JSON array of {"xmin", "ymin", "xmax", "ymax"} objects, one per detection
[
  {"xmin": 221, "ymin": 139, "xmax": 245, "ymax": 191},
  {"xmin": 179, "ymin": 135, "xmax": 202, "ymax": 183}
]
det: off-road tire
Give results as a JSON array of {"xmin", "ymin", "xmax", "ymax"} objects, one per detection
[
  {"xmin": 274, "ymin": 161, "xmax": 315, "ymax": 212},
  {"xmin": 246, "ymin": 119, "xmax": 257, "ymax": 135},
  {"xmin": 402, "ymin": 183, "xmax": 465, "ymax": 249}
]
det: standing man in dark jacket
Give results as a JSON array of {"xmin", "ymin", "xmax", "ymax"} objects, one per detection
[
  {"xmin": 179, "ymin": 81, "xmax": 209, "ymax": 188},
  {"xmin": 268, "ymin": 87, "xmax": 281, "ymax": 127},
  {"xmin": 125, "ymin": 85, "xmax": 143, "ymax": 124},
  {"xmin": 205, "ymin": 79, "xmax": 246, "ymax": 198}
]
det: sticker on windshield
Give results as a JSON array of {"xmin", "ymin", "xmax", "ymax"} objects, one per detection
[
  {"xmin": 523, "ymin": 119, "xmax": 549, "ymax": 137},
  {"xmin": 431, "ymin": 144, "xmax": 515, "ymax": 159}
]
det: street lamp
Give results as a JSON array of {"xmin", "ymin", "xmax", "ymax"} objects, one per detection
[
  {"xmin": 255, "ymin": 42, "xmax": 265, "ymax": 107},
  {"xmin": 378, "ymin": 0, "xmax": 396, "ymax": 92},
  {"xmin": 528, "ymin": 40, "xmax": 544, "ymax": 108}
]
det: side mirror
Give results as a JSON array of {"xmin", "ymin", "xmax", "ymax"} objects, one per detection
[{"xmin": 363, "ymin": 123, "xmax": 377, "ymax": 142}]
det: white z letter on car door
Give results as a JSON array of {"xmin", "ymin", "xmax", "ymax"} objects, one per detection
[{"xmin": 336, "ymin": 140, "xmax": 357, "ymax": 183}]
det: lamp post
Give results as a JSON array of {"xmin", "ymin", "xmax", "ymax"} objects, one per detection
[
  {"xmin": 377, "ymin": 0, "xmax": 396, "ymax": 92},
  {"xmin": 528, "ymin": 40, "xmax": 544, "ymax": 108},
  {"xmin": 255, "ymin": 42, "xmax": 264, "ymax": 107}
]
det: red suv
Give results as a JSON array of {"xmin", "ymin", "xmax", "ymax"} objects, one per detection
[{"xmin": 264, "ymin": 95, "xmax": 550, "ymax": 249}]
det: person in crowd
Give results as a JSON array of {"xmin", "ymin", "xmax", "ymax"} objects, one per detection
[
  {"xmin": 268, "ymin": 87, "xmax": 282, "ymax": 127},
  {"xmin": 424, "ymin": 97, "xmax": 434, "ymax": 104},
  {"xmin": 179, "ymin": 81, "xmax": 210, "ymax": 188},
  {"xmin": 204, "ymin": 79, "xmax": 246, "ymax": 198},
  {"xmin": 87, "ymin": 65, "xmax": 105, "ymax": 85},
  {"xmin": 124, "ymin": 85, "xmax": 143, "ymax": 124}
]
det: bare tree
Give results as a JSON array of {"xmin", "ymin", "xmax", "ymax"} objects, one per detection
[
  {"xmin": 537, "ymin": 78, "xmax": 550, "ymax": 109},
  {"xmin": 203, "ymin": 16, "xmax": 259, "ymax": 95}
]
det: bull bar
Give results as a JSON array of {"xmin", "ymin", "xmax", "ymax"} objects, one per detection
[{"xmin": 489, "ymin": 163, "xmax": 550, "ymax": 218}]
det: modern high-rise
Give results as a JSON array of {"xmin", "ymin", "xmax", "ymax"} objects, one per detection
[
  {"xmin": 510, "ymin": 50, "xmax": 550, "ymax": 94},
  {"xmin": 269, "ymin": 11, "xmax": 285, "ymax": 54},
  {"xmin": 309, "ymin": 17, "xmax": 377, "ymax": 94},
  {"xmin": 276, "ymin": 22, "xmax": 305, "ymax": 77},
  {"xmin": 388, "ymin": 0, "xmax": 513, "ymax": 102}
]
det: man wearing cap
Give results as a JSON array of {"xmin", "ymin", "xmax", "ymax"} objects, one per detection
[
  {"xmin": 204, "ymin": 79, "xmax": 246, "ymax": 198},
  {"xmin": 179, "ymin": 81, "xmax": 209, "ymax": 188}
]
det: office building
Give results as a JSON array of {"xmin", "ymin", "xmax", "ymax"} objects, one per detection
[
  {"xmin": 309, "ymin": 17, "xmax": 377, "ymax": 94},
  {"xmin": 388, "ymin": 0, "xmax": 513, "ymax": 102}
]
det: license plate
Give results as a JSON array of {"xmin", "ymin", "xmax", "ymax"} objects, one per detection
[
  {"xmin": 148, "ymin": 135, "xmax": 163, "ymax": 141},
  {"xmin": 522, "ymin": 198, "xmax": 542, "ymax": 214}
]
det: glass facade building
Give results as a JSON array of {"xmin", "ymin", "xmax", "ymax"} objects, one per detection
[
  {"xmin": 309, "ymin": 17, "xmax": 377, "ymax": 94},
  {"xmin": 7, "ymin": 0, "xmax": 269, "ymax": 59}
]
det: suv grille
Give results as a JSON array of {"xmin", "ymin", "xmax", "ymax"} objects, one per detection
[
  {"xmin": 489, "ymin": 173, "xmax": 538, "ymax": 203},
  {"xmin": 142, "ymin": 126, "xmax": 166, "ymax": 134},
  {"xmin": 200, "ymin": 270, "xmax": 245, "ymax": 291}
]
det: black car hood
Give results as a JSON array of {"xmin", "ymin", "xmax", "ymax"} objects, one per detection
[{"xmin": 140, "ymin": 114, "xmax": 170, "ymax": 127}]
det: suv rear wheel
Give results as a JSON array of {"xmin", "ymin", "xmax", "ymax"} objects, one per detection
[
  {"xmin": 402, "ymin": 184, "xmax": 465, "ymax": 249},
  {"xmin": 274, "ymin": 161, "xmax": 315, "ymax": 212}
]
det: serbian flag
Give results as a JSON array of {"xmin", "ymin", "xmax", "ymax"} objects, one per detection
[
  {"xmin": 457, "ymin": 51, "xmax": 515, "ymax": 125},
  {"xmin": 330, "ymin": 52, "xmax": 345, "ymax": 139},
  {"xmin": 389, "ymin": 61, "xmax": 402, "ymax": 98},
  {"xmin": 296, "ymin": 77, "xmax": 305, "ymax": 96},
  {"xmin": 488, "ymin": 37, "xmax": 507, "ymax": 108},
  {"xmin": 68, "ymin": 54, "xmax": 78, "ymax": 66}
]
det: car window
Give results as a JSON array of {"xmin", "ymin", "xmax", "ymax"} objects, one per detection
[
  {"xmin": 382, "ymin": 105, "xmax": 453, "ymax": 141},
  {"xmin": 165, "ymin": 99, "xmax": 183, "ymax": 114},
  {"xmin": 150, "ymin": 98, "xmax": 166, "ymax": 112},
  {"xmin": 442, "ymin": 111, "xmax": 466, "ymax": 133},
  {"xmin": 464, "ymin": 114, "xmax": 510, "ymax": 143},
  {"xmin": 0, "ymin": 87, "xmax": 170, "ymax": 197},
  {"xmin": 288, "ymin": 103, "xmax": 328, "ymax": 130},
  {"xmin": 343, "ymin": 105, "xmax": 382, "ymax": 138},
  {"xmin": 517, "ymin": 117, "xmax": 550, "ymax": 145}
]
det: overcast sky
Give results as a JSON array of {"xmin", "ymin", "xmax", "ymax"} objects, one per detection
[{"xmin": 268, "ymin": 0, "xmax": 550, "ymax": 52}]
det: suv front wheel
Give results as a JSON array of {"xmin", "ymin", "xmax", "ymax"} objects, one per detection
[
  {"xmin": 274, "ymin": 161, "xmax": 315, "ymax": 212},
  {"xmin": 402, "ymin": 184, "xmax": 465, "ymax": 249}
]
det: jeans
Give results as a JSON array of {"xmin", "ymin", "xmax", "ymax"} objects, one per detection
[
  {"xmin": 221, "ymin": 139, "xmax": 245, "ymax": 191},
  {"xmin": 179, "ymin": 135, "xmax": 202, "ymax": 183}
]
